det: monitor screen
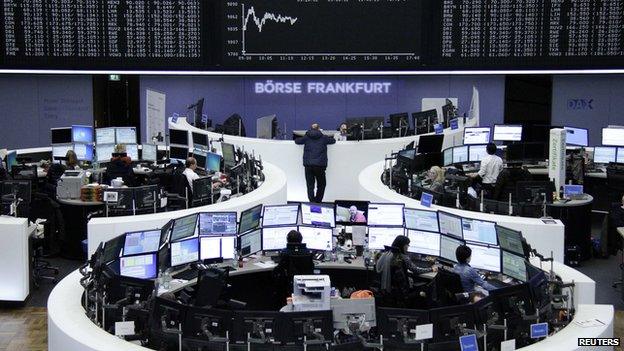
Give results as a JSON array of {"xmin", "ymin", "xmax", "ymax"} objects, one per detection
[
  {"xmin": 367, "ymin": 203, "xmax": 404, "ymax": 227},
  {"xmin": 123, "ymin": 230, "xmax": 161, "ymax": 255},
  {"xmin": 199, "ymin": 212, "xmax": 238, "ymax": 236},
  {"xmin": 142, "ymin": 144, "xmax": 158, "ymax": 162},
  {"xmin": 192, "ymin": 132, "xmax": 209, "ymax": 147},
  {"xmin": 5, "ymin": 151, "xmax": 17, "ymax": 173},
  {"xmin": 493, "ymin": 125, "xmax": 523, "ymax": 142},
  {"xmin": 170, "ymin": 214, "xmax": 198, "ymax": 242},
  {"xmin": 463, "ymin": 127, "xmax": 491, "ymax": 145},
  {"xmin": 51, "ymin": 127, "xmax": 72, "ymax": 144},
  {"xmin": 263, "ymin": 204, "xmax": 299, "ymax": 227},
  {"xmin": 496, "ymin": 225, "xmax": 524, "ymax": 256},
  {"xmin": 563, "ymin": 184, "xmax": 584, "ymax": 197},
  {"xmin": 301, "ymin": 203, "xmax": 335, "ymax": 228},
  {"xmin": 593, "ymin": 147, "xmax": 617, "ymax": 164},
  {"xmin": 239, "ymin": 205, "xmax": 263, "ymax": 234},
  {"xmin": 169, "ymin": 129, "xmax": 188, "ymax": 145},
  {"xmin": 262, "ymin": 226, "xmax": 297, "ymax": 251},
  {"xmin": 417, "ymin": 135, "xmax": 444, "ymax": 154},
  {"xmin": 116, "ymin": 127, "xmax": 137, "ymax": 144},
  {"xmin": 102, "ymin": 235, "xmax": 125, "ymax": 264},
  {"xmin": 200, "ymin": 236, "xmax": 221, "ymax": 260},
  {"xmin": 502, "ymin": 251, "xmax": 527, "ymax": 282},
  {"xmin": 335, "ymin": 200, "xmax": 369, "ymax": 225},
  {"xmin": 171, "ymin": 238, "xmax": 199, "ymax": 267},
  {"xmin": 438, "ymin": 211, "xmax": 463, "ymax": 239},
  {"xmin": 95, "ymin": 144, "xmax": 115, "ymax": 162},
  {"xmin": 221, "ymin": 143, "xmax": 237, "ymax": 168},
  {"xmin": 221, "ymin": 236, "xmax": 236, "ymax": 259},
  {"xmin": 602, "ymin": 128, "xmax": 624, "ymax": 147},
  {"xmin": 467, "ymin": 244, "xmax": 501, "ymax": 273},
  {"xmin": 564, "ymin": 126, "xmax": 588, "ymax": 147},
  {"xmin": 452, "ymin": 146, "xmax": 469, "ymax": 164},
  {"xmin": 440, "ymin": 235, "xmax": 463, "ymax": 263},
  {"xmin": 52, "ymin": 144, "xmax": 73, "ymax": 158},
  {"xmin": 461, "ymin": 218, "xmax": 498, "ymax": 245},
  {"xmin": 95, "ymin": 128, "xmax": 116, "ymax": 145},
  {"xmin": 125, "ymin": 144, "xmax": 139, "ymax": 161},
  {"xmin": 239, "ymin": 229, "xmax": 262, "ymax": 257},
  {"xmin": 404, "ymin": 208, "xmax": 439, "ymax": 232},
  {"xmin": 469, "ymin": 145, "xmax": 488, "ymax": 162},
  {"xmin": 193, "ymin": 149, "xmax": 207, "ymax": 169},
  {"xmin": 299, "ymin": 226, "xmax": 334, "ymax": 251},
  {"xmin": 206, "ymin": 152, "xmax": 222, "ymax": 172},
  {"xmin": 169, "ymin": 146, "xmax": 189, "ymax": 162},
  {"xmin": 443, "ymin": 148, "xmax": 453, "ymax": 166},
  {"xmin": 119, "ymin": 253, "xmax": 157, "ymax": 279},
  {"xmin": 73, "ymin": 143, "xmax": 93, "ymax": 161},
  {"xmin": 407, "ymin": 230, "xmax": 441, "ymax": 256},
  {"xmin": 72, "ymin": 125, "xmax": 93, "ymax": 143},
  {"xmin": 368, "ymin": 227, "xmax": 404, "ymax": 250},
  {"xmin": 618, "ymin": 148, "xmax": 624, "ymax": 164}
]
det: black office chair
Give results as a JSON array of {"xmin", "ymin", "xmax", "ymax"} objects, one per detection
[
  {"xmin": 428, "ymin": 269, "xmax": 464, "ymax": 307},
  {"xmin": 271, "ymin": 245, "xmax": 314, "ymax": 308},
  {"xmin": 166, "ymin": 168, "xmax": 190, "ymax": 210}
]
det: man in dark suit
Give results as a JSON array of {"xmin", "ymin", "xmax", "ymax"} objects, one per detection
[{"xmin": 295, "ymin": 123, "xmax": 336, "ymax": 203}]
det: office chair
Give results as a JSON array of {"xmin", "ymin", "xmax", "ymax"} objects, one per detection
[
  {"xmin": 271, "ymin": 246, "xmax": 314, "ymax": 308},
  {"xmin": 165, "ymin": 169, "xmax": 190, "ymax": 210},
  {"xmin": 428, "ymin": 269, "xmax": 463, "ymax": 307},
  {"xmin": 31, "ymin": 224, "xmax": 59, "ymax": 287}
]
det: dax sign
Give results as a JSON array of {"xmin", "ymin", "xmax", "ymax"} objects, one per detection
[{"xmin": 567, "ymin": 99, "xmax": 594, "ymax": 110}]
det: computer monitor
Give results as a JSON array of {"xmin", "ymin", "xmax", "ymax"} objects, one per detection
[
  {"xmin": 463, "ymin": 127, "xmax": 491, "ymax": 145},
  {"xmin": 192, "ymin": 132, "xmax": 208, "ymax": 148},
  {"xmin": 376, "ymin": 307, "xmax": 429, "ymax": 342},
  {"xmin": 95, "ymin": 144, "xmax": 115, "ymax": 163},
  {"xmin": 412, "ymin": 109, "xmax": 438, "ymax": 134},
  {"xmin": 262, "ymin": 226, "xmax": 297, "ymax": 251},
  {"xmin": 221, "ymin": 143, "xmax": 237, "ymax": 169},
  {"xmin": 407, "ymin": 230, "xmax": 441, "ymax": 256},
  {"xmin": 493, "ymin": 124, "xmax": 523, "ymax": 142},
  {"xmin": 125, "ymin": 144, "xmax": 139, "ymax": 161},
  {"xmin": 430, "ymin": 304, "xmax": 477, "ymax": 343},
  {"xmin": 335, "ymin": 200, "xmax": 369, "ymax": 225},
  {"xmin": 618, "ymin": 148, "xmax": 624, "ymax": 164},
  {"xmin": 232, "ymin": 311, "xmax": 281, "ymax": 343},
  {"xmin": 72, "ymin": 125, "xmax": 93, "ymax": 143},
  {"xmin": 452, "ymin": 145, "xmax": 469, "ymax": 163},
  {"xmin": 199, "ymin": 236, "xmax": 236, "ymax": 261},
  {"xmin": 193, "ymin": 149, "xmax": 207, "ymax": 169},
  {"xmin": 184, "ymin": 307, "xmax": 232, "ymax": 341},
  {"xmin": 298, "ymin": 225, "xmax": 333, "ymax": 251},
  {"xmin": 563, "ymin": 184, "xmax": 584, "ymax": 198},
  {"xmin": 51, "ymin": 127, "xmax": 72, "ymax": 144},
  {"xmin": 523, "ymin": 142, "xmax": 547, "ymax": 161},
  {"xmin": 206, "ymin": 152, "xmax": 222, "ymax": 172},
  {"xmin": 466, "ymin": 244, "xmax": 501, "ymax": 272},
  {"xmin": 5, "ymin": 151, "xmax": 17, "ymax": 173},
  {"xmin": 115, "ymin": 127, "xmax": 137, "ymax": 144},
  {"xmin": 169, "ymin": 129, "xmax": 188, "ymax": 146},
  {"xmin": 502, "ymin": 251, "xmax": 527, "ymax": 282},
  {"xmin": 52, "ymin": 143, "xmax": 73, "ymax": 159},
  {"xmin": 73, "ymin": 143, "xmax": 94, "ymax": 162},
  {"xmin": 564, "ymin": 126, "xmax": 588, "ymax": 147},
  {"xmin": 300, "ymin": 202, "xmax": 335, "ymax": 228},
  {"xmin": 439, "ymin": 234, "xmax": 464, "ymax": 263},
  {"xmin": 443, "ymin": 148, "xmax": 453, "ymax": 166},
  {"xmin": 516, "ymin": 181, "xmax": 555, "ymax": 204},
  {"xmin": 276, "ymin": 310, "xmax": 334, "ymax": 345},
  {"xmin": 170, "ymin": 214, "xmax": 198, "ymax": 242},
  {"xmin": 496, "ymin": 225, "xmax": 525, "ymax": 256},
  {"xmin": 239, "ymin": 228, "xmax": 262, "ymax": 257},
  {"xmin": 239, "ymin": 204, "xmax": 263, "ymax": 234},
  {"xmin": 367, "ymin": 203, "xmax": 404, "ymax": 227},
  {"xmin": 134, "ymin": 185, "xmax": 158, "ymax": 210},
  {"xmin": 461, "ymin": 218, "xmax": 498, "ymax": 245},
  {"xmin": 593, "ymin": 146, "xmax": 617, "ymax": 164},
  {"xmin": 367, "ymin": 227, "xmax": 404, "ymax": 250},
  {"xmin": 95, "ymin": 127, "xmax": 116, "ymax": 145},
  {"xmin": 602, "ymin": 128, "xmax": 624, "ymax": 147},
  {"xmin": 169, "ymin": 146, "xmax": 189, "ymax": 162},
  {"xmin": 141, "ymin": 144, "xmax": 158, "ymax": 162},
  {"xmin": 469, "ymin": 145, "xmax": 488, "ymax": 162},
  {"xmin": 119, "ymin": 253, "xmax": 158, "ymax": 279},
  {"xmin": 262, "ymin": 204, "xmax": 300, "ymax": 227},
  {"xmin": 417, "ymin": 135, "xmax": 444, "ymax": 154},
  {"xmin": 404, "ymin": 208, "xmax": 439, "ymax": 232},
  {"xmin": 170, "ymin": 237, "xmax": 199, "ymax": 267},
  {"xmin": 438, "ymin": 211, "xmax": 463, "ymax": 239},
  {"xmin": 102, "ymin": 235, "xmax": 125, "ymax": 264},
  {"xmin": 123, "ymin": 229, "xmax": 161, "ymax": 255},
  {"xmin": 198, "ymin": 212, "xmax": 237, "ymax": 236}
]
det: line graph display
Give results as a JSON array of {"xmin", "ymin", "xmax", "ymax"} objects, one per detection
[{"xmin": 222, "ymin": 0, "xmax": 424, "ymax": 68}]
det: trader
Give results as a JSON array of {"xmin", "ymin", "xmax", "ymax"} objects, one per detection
[
  {"xmin": 104, "ymin": 144, "xmax": 135, "ymax": 186},
  {"xmin": 453, "ymin": 245, "xmax": 497, "ymax": 293},
  {"xmin": 472, "ymin": 143, "xmax": 503, "ymax": 196},
  {"xmin": 182, "ymin": 157, "xmax": 200, "ymax": 191},
  {"xmin": 272, "ymin": 230, "xmax": 314, "ymax": 307},
  {"xmin": 336, "ymin": 123, "xmax": 349, "ymax": 141},
  {"xmin": 295, "ymin": 123, "xmax": 336, "ymax": 203},
  {"xmin": 426, "ymin": 166, "xmax": 446, "ymax": 193}
]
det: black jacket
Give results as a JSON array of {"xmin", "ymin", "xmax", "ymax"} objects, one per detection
[
  {"xmin": 295, "ymin": 129, "xmax": 336, "ymax": 167},
  {"xmin": 104, "ymin": 156, "xmax": 135, "ymax": 186}
]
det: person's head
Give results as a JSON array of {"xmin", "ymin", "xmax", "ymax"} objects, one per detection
[
  {"xmin": 456, "ymin": 245, "xmax": 472, "ymax": 264},
  {"xmin": 428, "ymin": 166, "xmax": 445, "ymax": 183},
  {"xmin": 349, "ymin": 205, "xmax": 358, "ymax": 216},
  {"xmin": 114, "ymin": 144, "xmax": 126, "ymax": 154},
  {"xmin": 391, "ymin": 235, "xmax": 411, "ymax": 254},
  {"xmin": 311, "ymin": 123, "xmax": 320, "ymax": 131},
  {"xmin": 287, "ymin": 230, "xmax": 303, "ymax": 244},
  {"xmin": 340, "ymin": 123, "xmax": 348, "ymax": 133},
  {"xmin": 486, "ymin": 143, "xmax": 497, "ymax": 155},
  {"xmin": 65, "ymin": 150, "xmax": 78, "ymax": 167},
  {"xmin": 185, "ymin": 157, "xmax": 197, "ymax": 170}
]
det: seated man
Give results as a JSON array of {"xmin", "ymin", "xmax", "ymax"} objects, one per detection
[
  {"xmin": 453, "ymin": 245, "xmax": 496, "ymax": 293},
  {"xmin": 182, "ymin": 157, "xmax": 200, "ymax": 192},
  {"xmin": 272, "ymin": 230, "xmax": 314, "ymax": 307}
]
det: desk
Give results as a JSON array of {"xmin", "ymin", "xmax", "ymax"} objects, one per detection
[
  {"xmin": 547, "ymin": 196, "xmax": 594, "ymax": 262},
  {"xmin": 0, "ymin": 216, "xmax": 35, "ymax": 302},
  {"xmin": 57, "ymin": 198, "xmax": 104, "ymax": 259}
]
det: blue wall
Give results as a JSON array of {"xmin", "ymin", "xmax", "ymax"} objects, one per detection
[
  {"xmin": 139, "ymin": 75, "xmax": 506, "ymax": 141},
  {"xmin": 0, "ymin": 75, "xmax": 93, "ymax": 150}
]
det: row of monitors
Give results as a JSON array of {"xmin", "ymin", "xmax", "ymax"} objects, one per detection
[
  {"xmin": 464, "ymin": 125, "xmax": 593, "ymax": 146},
  {"xmin": 592, "ymin": 146, "xmax": 624, "ymax": 164},
  {"xmin": 51, "ymin": 126, "xmax": 138, "ymax": 145},
  {"xmin": 51, "ymin": 143, "xmax": 158, "ymax": 163},
  {"xmin": 169, "ymin": 129, "xmax": 210, "ymax": 148},
  {"xmin": 443, "ymin": 144, "xmax": 488, "ymax": 165}
]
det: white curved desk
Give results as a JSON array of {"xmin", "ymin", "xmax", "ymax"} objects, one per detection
[{"xmin": 86, "ymin": 162, "xmax": 287, "ymax": 256}]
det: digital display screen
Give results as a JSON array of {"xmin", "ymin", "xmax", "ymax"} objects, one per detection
[
  {"xmin": 123, "ymin": 230, "xmax": 161, "ymax": 256},
  {"xmin": 461, "ymin": 218, "xmax": 498, "ymax": 245},
  {"xmin": 51, "ymin": 128, "xmax": 72, "ymax": 144},
  {"xmin": 206, "ymin": 152, "xmax": 222, "ymax": 172},
  {"xmin": 239, "ymin": 205, "xmax": 263, "ymax": 234},
  {"xmin": 301, "ymin": 203, "xmax": 335, "ymax": 228},
  {"xmin": 443, "ymin": 148, "xmax": 453, "ymax": 166},
  {"xmin": 142, "ymin": 144, "xmax": 158, "ymax": 162},
  {"xmin": 602, "ymin": 128, "xmax": 624, "ymax": 147},
  {"xmin": 466, "ymin": 244, "xmax": 501, "ymax": 273},
  {"xmin": 73, "ymin": 143, "xmax": 93, "ymax": 161},
  {"xmin": 367, "ymin": 203, "xmax": 404, "ymax": 227},
  {"xmin": 452, "ymin": 146, "xmax": 469, "ymax": 164},
  {"xmin": 593, "ymin": 147, "xmax": 617, "ymax": 164},
  {"xmin": 263, "ymin": 204, "xmax": 299, "ymax": 226},
  {"xmin": 116, "ymin": 127, "xmax": 137, "ymax": 144},
  {"xmin": 72, "ymin": 125, "xmax": 93, "ymax": 143},
  {"xmin": 169, "ymin": 129, "xmax": 189, "ymax": 146},
  {"xmin": 496, "ymin": 225, "xmax": 524, "ymax": 256},
  {"xmin": 239, "ymin": 229, "xmax": 262, "ymax": 257},
  {"xmin": 440, "ymin": 235, "xmax": 463, "ymax": 263},
  {"xmin": 170, "ymin": 238, "xmax": 199, "ymax": 267},
  {"xmin": 96, "ymin": 128, "xmax": 116, "ymax": 145},
  {"xmin": 493, "ymin": 125, "xmax": 523, "ymax": 142},
  {"xmin": 463, "ymin": 127, "xmax": 491, "ymax": 145},
  {"xmin": 125, "ymin": 144, "xmax": 139, "ymax": 161},
  {"xmin": 335, "ymin": 200, "xmax": 368, "ymax": 225},
  {"xmin": 438, "ymin": 211, "xmax": 463, "ymax": 239},
  {"xmin": 564, "ymin": 126, "xmax": 588, "ymax": 147},
  {"xmin": 119, "ymin": 253, "xmax": 157, "ymax": 279},
  {"xmin": 199, "ymin": 212, "xmax": 238, "ymax": 236},
  {"xmin": 404, "ymin": 208, "xmax": 439, "ymax": 232},
  {"xmin": 407, "ymin": 230, "xmax": 440, "ymax": 256},
  {"xmin": 95, "ymin": 144, "xmax": 115, "ymax": 163},
  {"xmin": 502, "ymin": 251, "xmax": 527, "ymax": 282},
  {"xmin": 199, "ymin": 236, "xmax": 236, "ymax": 260},
  {"xmin": 262, "ymin": 226, "xmax": 297, "ymax": 251},
  {"xmin": 469, "ymin": 145, "xmax": 488, "ymax": 162},
  {"xmin": 170, "ymin": 214, "xmax": 198, "ymax": 242},
  {"xmin": 367, "ymin": 227, "xmax": 404, "ymax": 251},
  {"xmin": 52, "ymin": 144, "xmax": 73, "ymax": 158},
  {"xmin": 299, "ymin": 226, "xmax": 334, "ymax": 251}
]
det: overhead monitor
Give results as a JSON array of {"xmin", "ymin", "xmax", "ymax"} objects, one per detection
[
  {"xmin": 502, "ymin": 251, "xmax": 528, "ymax": 282},
  {"xmin": 438, "ymin": 211, "xmax": 463, "ymax": 239},
  {"xmin": 95, "ymin": 128, "xmax": 116, "ymax": 145},
  {"xmin": 452, "ymin": 146, "xmax": 469, "ymax": 164},
  {"xmin": 469, "ymin": 145, "xmax": 488, "ymax": 162},
  {"xmin": 72, "ymin": 125, "xmax": 93, "ymax": 143},
  {"xmin": 169, "ymin": 146, "xmax": 189, "ymax": 162},
  {"xmin": 238, "ymin": 204, "xmax": 263, "ymax": 234},
  {"xmin": 119, "ymin": 253, "xmax": 157, "ymax": 279},
  {"xmin": 443, "ymin": 148, "xmax": 453, "ymax": 166},
  {"xmin": 368, "ymin": 227, "xmax": 404, "ymax": 251},
  {"xmin": 618, "ymin": 148, "xmax": 624, "ymax": 164},
  {"xmin": 51, "ymin": 127, "xmax": 72, "ymax": 144},
  {"xmin": 125, "ymin": 144, "xmax": 139, "ymax": 160},
  {"xmin": 170, "ymin": 238, "xmax": 199, "ymax": 267},
  {"xmin": 335, "ymin": 200, "xmax": 369, "ymax": 225},
  {"xmin": 463, "ymin": 127, "xmax": 491, "ymax": 145},
  {"xmin": 466, "ymin": 244, "xmax": 501, "ymax": 272},
  {"xmin": 496, "ymin": 225, "xmax": 525, "ymax": 256},
  {"xmin": 563, "ymin": 126, "xmax": 588, "ymax": 147},
  {"xmin": 301, "ymin": 203, "xmax": 335, "ymax": 228},
  {"xmin": 417, "ymin": 135, "xmax": 444, "ymax": 154},
  {"xmin": 221, "ymin": 143, "xmax": 237, "ymax": 169},
  {"xmin": 262, "ymin": 226, "xmax": 297, "ymax": 251},
  {"xmin": 115, "ymin": 127, "xmax": 137, "ymax": 144},
  {"xmin": 169, "ymin": 129, "xmax": 189, "ymax": 145},
  {"xmin": 404, "ymin": 208, "xmax": 439, "ymax": 232},
  {"xmin": 141, "ymin": 144, "xmax": 158, "ymax": 162},
  {"xmin": 5, "ymin": 151, "xmax": 17, "ymax": 173},
  {"xmin": 262, "ymin": 204, "xmax": 299, "ymax": 227},
  {"xmin": 461, "ymin": 218, "xmax": 498, "ymax": 245},
  {"xmin": 602, "ymin": 128, "xmax": 624, "ymax": 147},
  {"xmin": 407, "ymin": 230, "xmax": 441, "ymax": 256},
  {"xmin": 593, "ymin": 147, "xmax": 617, "ymax": 164},
  {"xmin": 198, "ymin": 212, "xmax": 237, "ymax": 236},
  {"xmin": 52, "ymin": 143, "xmax": 73, "ymax": 159},
  {"xmin": 206, "ymin": 152, "xmax": 222, "ymax": 172},
  {"xmin": 367, "ymin": 203, "xmax": 404, "ymax": 227},
  {"xmin": 95, "ymin": 144, "xmax": 115, "ymax": 163},
  {"xmin": 239, "ymin": 229, "xmax": 262, "ymax": 258},
  {"xmin": 123, "ymin": 230, "xmax": 161, "ymax": 256},
  {"xmin": 439, "ymin": 234, "xmax": 464, "ymax": 263},
  {"xmin": 170, "ymin": 214, "xmax": 198, "ymax": 242},
  {"xmin": 192, "ymin": 132, "xmax": 209, "ymax": 148},
  {"xmin": 298, "ymin": 226, "xmax": 334, "ymax": 251},
  {"xmin": 493, "ymin": 125, "xmax": 523, "ymax": 142},
  {"xmin": 73, "ymin": 143, "xmax": 93, "ymax": 162}
]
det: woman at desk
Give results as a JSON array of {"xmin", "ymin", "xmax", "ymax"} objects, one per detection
[
  {"xmin": 65, "ymin": 150, "xmax": 80, "ymax": 170},
  {"xmin": 426, "ymin": 166, "xmax": 446, "ymax": 193},
  {"xmin": 104, "ymin": 144, "xmax": 135, "ymax": 186}
]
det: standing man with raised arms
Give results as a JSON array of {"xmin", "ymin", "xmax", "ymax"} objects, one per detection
[{"xmin": 295, "ymin": 123, "xmax": 336, "ymax": 203}]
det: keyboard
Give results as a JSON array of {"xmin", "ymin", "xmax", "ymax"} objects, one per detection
[
  {"xmin": 487, "ymin": 278, "xmax": 510, "ymax": 289},
  {"xmin": 172, "ymin": 268, "xmax": 199, "ymax": 281}
]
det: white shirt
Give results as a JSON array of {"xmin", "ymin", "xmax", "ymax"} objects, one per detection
[
  {"xmin": 182, "ymin": 167, "xmax": 200, "ymax": 191},
  {"xmin": 478, "ymin": 154, "xmax": 503, "ymax": 184}
]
